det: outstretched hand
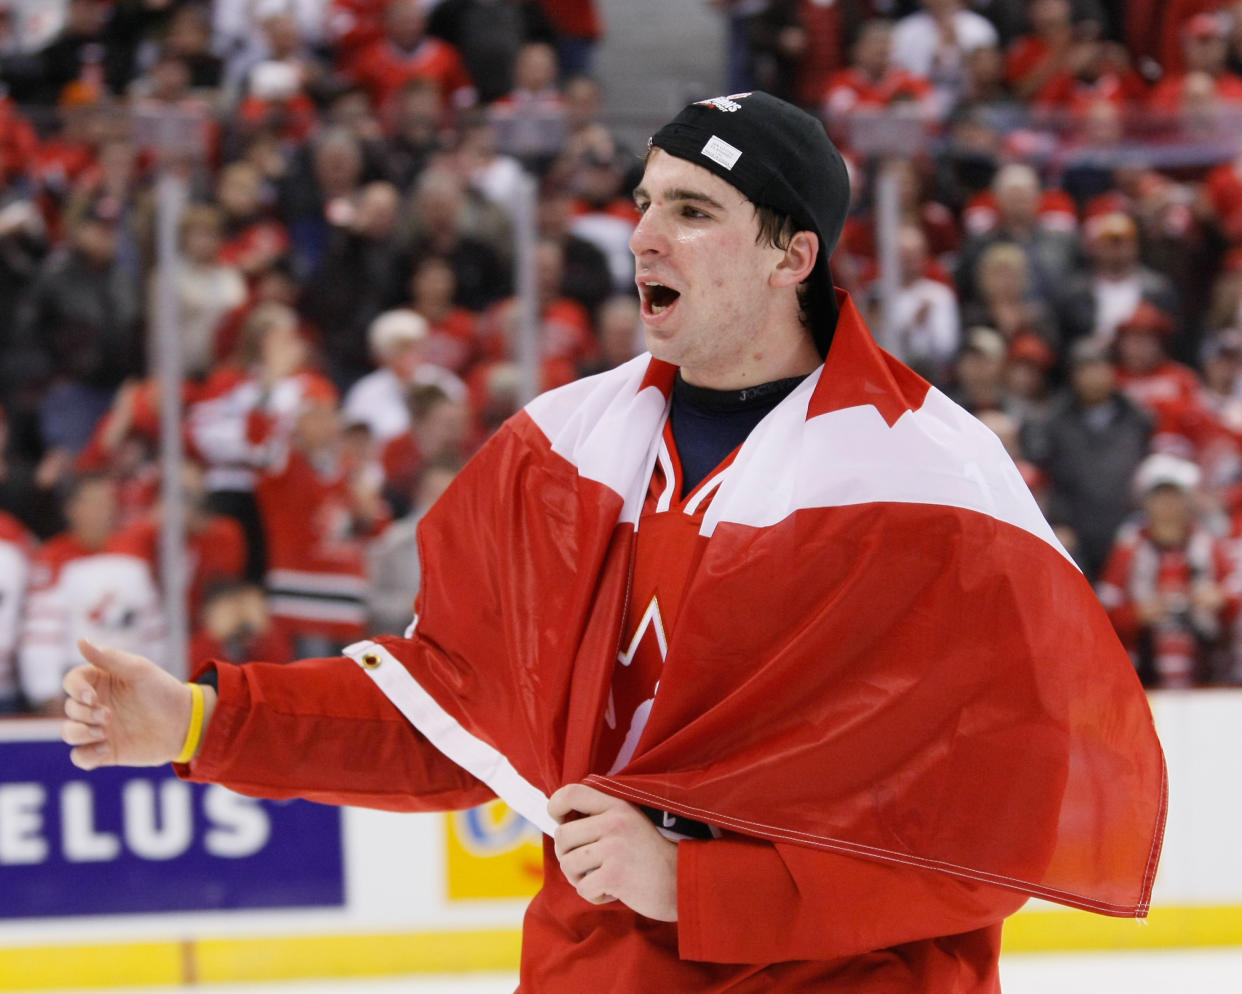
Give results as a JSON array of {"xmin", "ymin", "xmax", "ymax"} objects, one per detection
[
  {"xmin": 61, "ymin": 640, "xmax": 209, "ymax": 770},
  {"xmin": 548, "ymin": 784, "xmax": 679, "ymax": 922}
]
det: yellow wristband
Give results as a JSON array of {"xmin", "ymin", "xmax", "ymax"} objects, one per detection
[{"xmin": 174, "ymin": 682, "xmax": 205, "ymax": 765}]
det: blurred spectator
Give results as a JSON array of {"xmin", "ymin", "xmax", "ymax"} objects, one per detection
[
  {"xmin": 1030, "ymin": 35, "xmax": 1147, "ymax": 114},
  {"xmin": 1113, "ymin": 301, "xmax": 1214, "ymax": 455},
  {"xmin": 12, "ymin": 196, "xmax": 144, "ymax": 455},
  {"xmin": 578, "ymin": 293, "xmax": 643, "ymax": 377},
  {"xmin": 0, "ymin": 509, "xmax": 35, "ymax": 713},
  {"xmin": 19, "ymin": 473, "xmax": 165, "ymax": 713},
  {"xmin": 1149, "ymin": 12, "xmax": 1242, "ymax": 114},
  {"xmin": 537, "ymin": 182, "xmax": 613, "ymax": 321},
  {"xmin": 187, "ymin": 301, "xmax": 331, "ymax": 581},
  {"xmin": 342, "ymin": 308, "xmax": 467, "ymax": 445},
  {"xmin": 0, "ymin": 0, "xmax": 122, "ymax": 105},
  {"xmin": 149, "ymin": 203, "xmax": 247, "ymax": 381},
  {"xmin": 565, "ymin": 130, "xmax": 639, "ymax": 291},
  {"xmin": 110, "ymin": 460, "xmax": 247, "ymax": 624},
  {"xmin": 216, "ymin": 159, "xmax": 291, "ymax": 280},
  {"xmin": 1032, "ymin": 338, "xmax": 1153, "ymax": 580},
  {"xmin": 1004, "ymin": 0, "xmax": 1087, "ymax": 101},
  {"xmin": 1098, "ymin": 453, "xmax": 1239, "ymax": 687},
  {"xmin": 963, "ymin": 240, "xmax": 1060, "ymax": 346},
  {"xmin": 190, "ymin": 578, "xmax": 293, "ymax": 667},
  {"xmin": 1004, "ymin": 332, "xmax": 1060, "ymax": 429},
  {"xmin": 891, "ymin": 0, "xmax": 1000, "ymax": 115},
  {"xmin": 0, "ymin": 407, "xmax": 58, "ymax": 539},
  {"xmin": 301, "ymin": 179, "xmax": 407, "ymax": 388},
  {"xmin": 403, "ymin": 165, "xmax": 511, "ymax": 310},
  {"xmin": 281, "ymin": 127, "xmax": 366, "ymax": 277},
  {"xmin": 475, "ymin": 237, "xmax": 597, "ymax": 393},
  {"xmin": 1201, "ymin": 329, "xmax": 1242, "ymax": 433},
  {"xmin": 406, "ymin": 254, "xmax": 483, "ymax": 376},
  {"xmin": 257, "ymin": 383, "xmax": 389, "ymax": 656},
  {"xmin": 235, "ymin": 60, "xmax": 320, "ymax": 151},
  {"xmin": 946, "ymin": 326, "xmax": 1009, "ymax": 414},
  {"xmin": 223, "ymin": 6, "xmax": 326, "ymax": 107},
  {"xmin": 823, "ymin": 19, "xmax": 935, "ymax": 135},
  {"xmin": 1057, "ymin": 208, "xmax": 1181, "ymax": 347},
  {"xmin": 488, "ymin": 41, "xmax": 568, "ymax": 168},
  {"xmin": 427, "ymin": 0, "xmax": 558, "ymax": 104},
  {"xmin": 216, "ymin": 0, "xmax": 327, "ymax": 65},
  {"xmin": 977, "ymin": 407, "xmax": 1049, "ymax": 508},
  {"xmin": 344, "ymin": 0, "xmax": 475, "ymax": 114},
  {"xmin": 366, "ymin": 456, "xmax": 460, "ymax": 635},
  {"xmin": 869, "ymin": 224, "xmax": 960, "ymax": 382},
  {"xmin": 457, "ymin": 112, "xmax": 527, "ymax": 212},
  {"xmin": 956, "ymin": 163, "xmax": 1079, "ymax": 307},
  {"xmin": 0, "ymin": 173, "xmax": 50, "ymax": 437},
  {"xmin": 538, "ymin": 0, "xmax": 604, "ymax": 77},
  {"xmin": 382, "ymin": 77, "xmax": 448, "ymax": 189},
  {"xmin": 380, "ymin": 382, "xmax": 473, "ymax": 517},
  {"xmin": 743, "ymin": 0, "xmax": 809, "ymax": 104}
]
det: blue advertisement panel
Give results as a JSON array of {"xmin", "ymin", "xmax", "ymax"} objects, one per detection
[{"xmin": 0, "ymin": 738, "xmax": 344, "ymax": 919}]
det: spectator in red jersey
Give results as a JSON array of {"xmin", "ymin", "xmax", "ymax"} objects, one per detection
[
  {"xmin": 1149, "ymin": 12, "xmax": 1242, "ymax": 114},
  {"xmin": 955, "ymin": 163, "xmax": 1080, "ymax": 307},
  {"xmin": 380, "ymin": 382, "xmax": 473, "ymax": 518},
  {"xmin": 428, "ymin": 0, "xmax": 558, "ymax": 104},
  {"xmin": 188, "ymin": 300, "xmax": 332, "ymax": 582},
  {"xmin": 1098, "ymin": 453, "xmax": 1239, "ymax": 687},
  {"xmin": 868, "ymin": 224, "xmax": 960, "ymax": 384},
  {"xmin": 19, "ymin": 473, "xmax": 165, "ymax": 713},
  {"xmin": 190, "ymin": 579, "xmax": 293, "ymax": 667},
  {"xmin": 110, "ymin": 460, "xmax": 247, "ymax": 626},
  {"xmin": 1057, "ymin": 208, "xmax": 1181, "ymax": 348},
  {"xmin": 475, "ymin": 237, "xmax": 597, "ymax": 393},
  {"xmin": 236, "ymin": 60, "xmax": 320, "ymax": 148},
  {"xmin": 342, "ymin": 308, "xmax": 467, "ymax": 446},
  {"xmin": 149, "ymin": 204, "xmax": 248, "ymax": 381},
  {"xmin": 1113, "ymin": 301, "xmax": 1215, "ymax": 454},
  {"xmin": 31, "ymin": 81, "xmax": 107, "ymax": 218},
  {"xmin": 257, "ymin": 383, "xmax": 390, "ymax": 657},
  {"xmin": 1032, "ymin": 338, "xmax": 1154, "ymax": 581},
  {"xmin": 0, "ymin": 508, "xmax": 36, "ymax": 713},
  {"xmin": 367, "ymin": 456, "xmax": 461, "ymax": 635},
  {"xmin": 345, "ymin": 0, "xmax": 475, "ymax": 114},
  {"xmin": 1004, "ymin": 0, "xmax": 1090, "ymax": 101},
  {"xmin": 215, "ymin": 160, "xmax": 290, "ymax": 280},
  {"xmin": 823, "ymin": 19, "xmax": 936, "ymax": 135},
  {"xmin": 406, "ymin": 254, "xmax": 483, "ymax": 377},
  {"xmin": 1029, "ymin": 35, "xmax": 1148, "ymax": 115}
]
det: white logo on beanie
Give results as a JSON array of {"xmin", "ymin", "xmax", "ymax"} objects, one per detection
[
  {"xmin": 701, "ymin": 135, "xmax": 742, "ymax": 170},
  {"xmin": 694, "ymin": 92, "xmax": 752, "ymax": 113}
]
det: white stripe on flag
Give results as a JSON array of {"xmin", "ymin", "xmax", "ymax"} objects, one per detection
[{"xmin": 344, "ymin": 638, "xmax": 557, "ymax": 836}]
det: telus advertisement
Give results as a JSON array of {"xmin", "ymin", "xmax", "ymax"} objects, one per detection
[{"xmin": 0, "ymin": 738, "xmax": 344, "ymax": 918}]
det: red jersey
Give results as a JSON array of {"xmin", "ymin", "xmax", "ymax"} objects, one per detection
[
  {"xmin": 423, "ymin": 307, "xmax": 482, "ymax": 375},
  {"xmin": 1117, "ymin": 361, "xmax": 1217, "ymax": 454},
  {"xmin": 1098, "ymin": 522, "xmax": 1239, "ymax": 687},
  {"xmin": 822, "ymin": 67, "xmax": 934, "ymax": 117},
  {"xmin": 256, "ymin": 447, "xmax": 388, "ymax": 643},
  {"xmin": 347, "ymin": 37, "xmax": 474, "ymax": 112},
  {"xmin": 1148, "ymin": 71, "xmax": 1242, "ymax": 113}
]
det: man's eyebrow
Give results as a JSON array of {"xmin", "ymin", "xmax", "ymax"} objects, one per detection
[{"xmin": 632, "ymin": 186, "xmax": 729, "ymax": 210}]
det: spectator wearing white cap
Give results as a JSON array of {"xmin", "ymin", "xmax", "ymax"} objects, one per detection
[
  {"xmin": 1098, "ymin": 453, "xmax": 1240, "ymax": 687},
  {"xmin": 341, "ymin": 308, "xmax": 466, "ymax": 445}
]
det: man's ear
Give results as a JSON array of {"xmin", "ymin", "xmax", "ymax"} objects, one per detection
[{"xmin": 771, "ymin": 230, "xmax": 819, "ymax": 289}]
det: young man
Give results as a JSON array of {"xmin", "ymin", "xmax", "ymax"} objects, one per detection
[{"xmin": 62, "ymin": 93, "xmax": 1165, "ymax": 991}]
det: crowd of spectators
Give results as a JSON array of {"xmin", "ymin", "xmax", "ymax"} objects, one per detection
[{"xmin": 4, "ymin": 0, "xmax": 1242, "ymax": 716}]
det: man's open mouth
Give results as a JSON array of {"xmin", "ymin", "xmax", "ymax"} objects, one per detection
[{"xmin": 641, "ymin": 282, "xmax": 681, "ymax": 315}]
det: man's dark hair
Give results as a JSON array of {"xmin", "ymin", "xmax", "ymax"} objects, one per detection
[{"xmin": 753, "ymin": 204, "xmax": 827, "ymax": 339}]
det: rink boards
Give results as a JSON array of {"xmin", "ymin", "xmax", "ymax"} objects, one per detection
[{"xmin": 0, "ymin": 690, "xmax": 1240, "ymax": 989}]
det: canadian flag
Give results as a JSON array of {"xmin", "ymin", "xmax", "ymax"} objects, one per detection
[{"xmin": 347, "ymin": 291, "xmax": 1166, "ymax": 919}]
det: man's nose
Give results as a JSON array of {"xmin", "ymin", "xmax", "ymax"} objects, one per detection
[{"xmin": 629, "ymin": 208, "xmax": 669, "ymax": 259}]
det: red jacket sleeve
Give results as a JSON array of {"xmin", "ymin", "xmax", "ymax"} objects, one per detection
[
  {"xmin": 180, "ymin": 653, "xmax": 495, "ymax": 813},
  {"xmin": 676, "ymin": 833, "xmax": 1027, "ymax": 964}
]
